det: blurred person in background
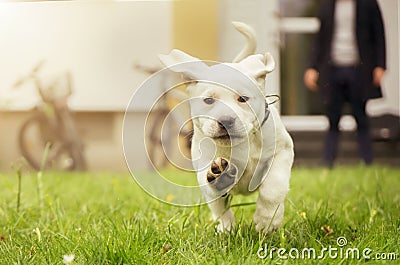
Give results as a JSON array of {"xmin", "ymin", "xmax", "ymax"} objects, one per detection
[{"xmin": 303, "ymin": 0, "xmax": 386, "ymax": 168}]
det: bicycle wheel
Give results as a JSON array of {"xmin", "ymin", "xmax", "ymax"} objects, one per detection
[
  {"xmin": 65, "ymin": 143, "xmax": 86, "ymax": 171},
  {"xmin": 50, "ymin": 143, "xmax": 85, "ymax": 171},
  {"xmin": 145, "ymin": 108, "xmax": 174, "ymax": 169},
  {"xmin": 56, "ymin": 109, "xmax": 87, "ymax": 171},
  {"xmin": 18, "ymin": 113, "xmax": 79, "ymax": 171}
]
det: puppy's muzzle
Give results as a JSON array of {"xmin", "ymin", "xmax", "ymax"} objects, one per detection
[{"xmin": 217, "ymin": 116, "xmax": 236, "ymax": 131}]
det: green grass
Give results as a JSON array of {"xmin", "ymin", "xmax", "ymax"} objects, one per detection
[{"xmin": 0, "ymin": 166, "xmax": 399, "ymax": 264}]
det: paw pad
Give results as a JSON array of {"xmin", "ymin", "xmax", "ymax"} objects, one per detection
[{"xmin": 206, "ymin": 157, "xmax": 238, "ymax": 191}]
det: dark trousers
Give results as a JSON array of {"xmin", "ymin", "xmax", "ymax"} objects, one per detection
[{"xmin": 323, "ymin": 65, "xmax": 373, "ymax": 165}]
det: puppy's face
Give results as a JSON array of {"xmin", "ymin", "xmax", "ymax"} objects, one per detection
[
  {"xmin": 187, "ymin": 82, "xmax": 265, "ymax": 144},
  {"xmin": 158, "ymin": 49, "xmax": 276, "ymax": 145}
]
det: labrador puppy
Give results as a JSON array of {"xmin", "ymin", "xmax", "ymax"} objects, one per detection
[{"xmin": 159, "ymin": 22, "xmax": 294, "ymax": 234}]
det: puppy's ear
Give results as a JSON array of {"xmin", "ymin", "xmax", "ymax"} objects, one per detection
[
  {"xmin": 159, "ymin": 49, "xmax": 199, "ymax": 67},
  {"xmin": 236, "ymin": 53, "xmax": 275, "ymax": 81},
  {"xmin": 263, "ymin": 52, "xmax": 275, "ymax": 74},
  {"xmin": 252, "ymin": 52, "xmax": 275, "ymax": 82},
  {"xmin": 158, "ymin": 49, "xmax": 209, "ymax": 80},
  {"xmin": 185, "ymin": 81, "xmax": 198, "ymax": 95}
]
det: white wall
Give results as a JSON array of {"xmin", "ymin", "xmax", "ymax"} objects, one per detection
[
  {"xmin": 217, "ymin": 0, "xmax": 280, "ymax": 98},
  {"xmin": 0, "ymin": 1, "xmax": 171, "ymax": 111}
]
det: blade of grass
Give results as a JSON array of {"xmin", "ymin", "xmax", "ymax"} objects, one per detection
[
  {"xmin": 16, "ymin": 166, "xmax": 22, "ymax": 213},
  {"xmin": 37, "ymin": 142, "xmax": 51, "ymax": 209}
]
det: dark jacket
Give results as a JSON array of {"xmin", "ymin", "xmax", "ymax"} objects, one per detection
[{"xmin": 309, "ymin": 0, "xmax": 386, "ymax": 100}]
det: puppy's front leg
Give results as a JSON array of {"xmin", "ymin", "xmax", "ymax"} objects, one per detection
[
  {"xmin": 200, "ymin": 157, "xmax": 238, "ymax": 232},
  {"xmin": 208, "ymin": 197, "xmax": 235, "ymax": 233},
  {"xmin": 254, "ymin": 149, "xmax": 293, "ymax": 234}
]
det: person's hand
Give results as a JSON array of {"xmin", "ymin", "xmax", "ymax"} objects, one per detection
[
  {"xmin": 304, "ymin": 68, "xmax": 319, "ymax": 91},
  {"xmin": 373, "ymin": 67, "xmax": 385, "ymax": 87}
]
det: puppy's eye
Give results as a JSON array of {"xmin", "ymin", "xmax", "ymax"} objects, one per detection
[
  {"xmin": 238, "ymin": 96, "xmax": 249, "ymax": 103},
  {"xmin": 204, "ymin": 97, "xmax": 215, "ymax": 105}
]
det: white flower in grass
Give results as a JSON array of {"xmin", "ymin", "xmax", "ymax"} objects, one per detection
[
  {"xmin": 33, "ymin": 227, "xmax": 41, "ymax": 242},
  {"xmin": 63, "ymin": 254, "xmax": 75, "ymax": 265}
]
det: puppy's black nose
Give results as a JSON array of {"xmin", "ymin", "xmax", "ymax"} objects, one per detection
[{"xmin": 218, "ymin": 116, "xmax": 235, "ymax": 130}]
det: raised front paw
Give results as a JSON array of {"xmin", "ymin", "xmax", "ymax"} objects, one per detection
[{"xmin": 206, "ymin": 157, "xmax": 238, "ymax": 191}]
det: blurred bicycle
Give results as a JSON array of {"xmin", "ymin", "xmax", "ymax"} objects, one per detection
[
  {"xmin": 14, "ymin": 61, "xmax": 87, "ymax": 171},
  {"xmin": 134, "ymin": 64, "xmax": 193, "ymax": 169}
]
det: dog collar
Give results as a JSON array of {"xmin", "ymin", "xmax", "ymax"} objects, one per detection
[{"xmin": 261, "ymin": 94, "xmax": 280, "ymax": 127}]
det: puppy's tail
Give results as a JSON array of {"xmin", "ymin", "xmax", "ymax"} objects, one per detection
[{"xmin": 232, "ymin": 21, "xmax": 257, "ymax": 63}]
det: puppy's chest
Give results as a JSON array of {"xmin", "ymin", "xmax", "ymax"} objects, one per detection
[
  {"xmin": 214, "ymin": 140, "xmax": 268, "ymax": 195},
  {"xmin": 230, "ymin": 157, "xmax": 260, "ymax": 195}
]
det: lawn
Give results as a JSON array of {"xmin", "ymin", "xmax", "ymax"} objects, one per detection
[{"xmin": 0, "ymin": 165, "xmax": 399, "ymax": 264}]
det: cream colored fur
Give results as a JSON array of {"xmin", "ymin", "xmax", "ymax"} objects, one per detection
[{"xmin": 159, "ymin": 22, "xmax": 294, "ymax": 234}]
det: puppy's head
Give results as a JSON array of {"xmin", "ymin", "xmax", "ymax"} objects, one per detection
[{"xmin": 159, "ymin": 49, "xmax": 275, "ymax": 144}]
